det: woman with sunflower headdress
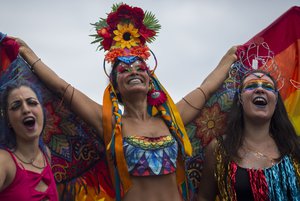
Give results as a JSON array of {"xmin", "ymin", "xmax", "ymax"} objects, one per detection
[{"xmin": 11, "ymin": 3, "xmax": 237, "ymax": 201}]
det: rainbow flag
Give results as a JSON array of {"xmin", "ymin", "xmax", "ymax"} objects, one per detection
[
  {"xmin": 185, "ymin": 6, "xmax": 300, "ymax": 193},
  {"xmin": 242, "ymin": 6, "xmax": 300, "ymax": 134}
]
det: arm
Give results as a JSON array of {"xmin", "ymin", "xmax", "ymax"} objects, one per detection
[
  {"xmin": 177, "ymin": 46, "xmax": 237, "ymax": 125},
  {"xmin": 197, "ymin": 139, "xmax": 219, "ymax": 201},
  {"xmin": 14, "ymin": 37, "xmax": 104, "ymax": 138}
]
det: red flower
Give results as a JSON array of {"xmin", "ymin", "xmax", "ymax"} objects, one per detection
[
  {"xmin": 132, "ymin": 6, "xmax": 144, "ymax": 28},
  {"xmin": 106, "ymin": 4, "xmax": 145, "ymax": 30},
  {"xmin": 101, "ymin": 38, "xmax": 113, "ymax": 51},
  {"xmin": 107, "ymin": 12, "xmax": 119, "ymax": 28},
  {"xmin": 130, "ymin": 46, "xmax": 150, "ymax": 60},
  {"xmin": 105, "ymin": 48, "xmax": 124, "ymax": 63},
  {"xmin": 97, "ymin": 27, "xmax": 110, "ymax": 38},
  {"xmin": 117, "ymin": 4, "xmax": 133, "ymax": 19},
  {"xmin": 139, "ymin": 25, "xmax": 156, "ymax": 42},
  {"xmin": 147, "ymin": 89, "xmax": 167, "ymax": 106}
]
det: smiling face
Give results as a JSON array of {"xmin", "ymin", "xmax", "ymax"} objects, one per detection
[
  {"xmin": 239, "ymin": 72, "xmax": 277, "ymax": 122},
  {"xmin": 6, "ymin": 86, "xmax": 44, "ymax": 142},
  {"xmin": 114, "ymin": 59, "xmax": 150, "ymax": 97}
]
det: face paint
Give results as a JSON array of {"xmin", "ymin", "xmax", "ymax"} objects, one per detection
[
  {"xmin": 242, "ymin": 79, "xmax": 276, "ymax": 93},
  {"xmin": 116, "ymin": 61, "xmax": 148, "ymax": 75}
]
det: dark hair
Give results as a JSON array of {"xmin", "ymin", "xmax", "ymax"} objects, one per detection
[
  {"xmin": 223, "ymin": 70, "xmax": 300, "ymax": 162},
  {"xmin": 0, "ymin": 80, "xmax": 46, "ymax": 150}
]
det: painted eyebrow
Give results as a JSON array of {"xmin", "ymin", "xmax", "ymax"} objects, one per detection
[{"xmin": 9, "ymin": 97, "xmax": 38, "ymax": 104}]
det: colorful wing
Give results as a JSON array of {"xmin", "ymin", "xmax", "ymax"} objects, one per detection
[
  {"xmin": 186, "ymin": 6, "xmax": 300, "ymax": 191},
  {"xmin": 0, "ymin": 33, "xmax": 115, "ymax": 200}
]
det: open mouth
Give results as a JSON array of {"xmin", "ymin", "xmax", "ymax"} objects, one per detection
[
  {"xmin": 23, "ymin": 117, "xmax": 36, "ymax": 127},
  {"xmin": 252, "ymin": 97, "xmax": 267, "ymax": 106},
  {"xmin": 128, "ymin": 77, "xmax": 143, "ymax": 84}
]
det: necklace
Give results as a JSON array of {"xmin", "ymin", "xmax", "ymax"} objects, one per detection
[
  {"xmin": 243, "ymin": 145, "xmax": 276, "ymax": 165},
  {"xmin": 13, "ymin": 151, "xmax": 46, "ymax": 170}
]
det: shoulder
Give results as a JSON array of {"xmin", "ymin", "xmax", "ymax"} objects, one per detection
[
  {"xmin": 0, "ymin": 149, "xmax": 14, "ymax": 166},
  {"xmin": 0, "ymin": 149, "xmax": 16, "ymax": 191}
]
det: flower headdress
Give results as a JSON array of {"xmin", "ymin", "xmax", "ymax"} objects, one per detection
[
  {"xmin": 91, "ymin": 3, "xmax": 161, "ymax": 64},
  {"xmin": 93, "ymin": 4, "xmax": 192, "ymax": 200},
  {"xmin": 228, "ymin": 38, "xmax": 284, "ymax": 93}
]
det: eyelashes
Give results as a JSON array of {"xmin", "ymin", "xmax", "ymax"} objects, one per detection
[
  {"xmin": 117, "ymin": 65, "xmax": 148, "ymax": 74},
  {"xmin": 9, "ymin": 99, "xmax": 39, "ymax": 111}
]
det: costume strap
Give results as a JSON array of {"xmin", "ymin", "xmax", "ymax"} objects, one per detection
[
  {"xmin": 152, "ymin": 73, "xmax": 192, "ymax": 156},
  {"xmin": 103, "ymin": 85, "xmax": 132, "ymax": 199}
]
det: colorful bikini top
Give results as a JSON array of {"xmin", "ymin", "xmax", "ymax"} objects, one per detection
[{"xmin": 123, "ymin": 135, "xmax": 178, "ymax": 176}]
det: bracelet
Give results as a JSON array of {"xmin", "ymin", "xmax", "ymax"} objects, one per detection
[
  {"xmin": 31, "ymin": 58, "xmax": 41, "ymax": 69},
  {"xmin": 197, "ymin": 87, "xmax": 207, "ymax": 102},
  {"xmin": 182, "ymin": 97, "xmax": 202, "ymax": 111},
  {"xmin": 58, "ymin": 84, "xmax": 71, "ymax": 108},
  {"xmin": 69, "ymin": 86, "xmax": 75, "ymax": 107}
]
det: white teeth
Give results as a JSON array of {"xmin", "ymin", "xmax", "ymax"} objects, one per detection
[
  {"xmin": 253, "ymin": 97, "xmax": 267, "ymax": 106},
  {"xmin": 23, "ymin": 117, "xmax": 34, "ymax": 122},
  {"xmin": 128, "ymin": 78, "xmax": 142, "ymax": 84},
  {"xmin": 23, "ymin": 117, "xmax": 36, "ymax": 127}
]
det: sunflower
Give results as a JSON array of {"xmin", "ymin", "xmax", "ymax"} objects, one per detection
[{"xmin": 113, "ymin": 23, "xmax": 140, "ymax": 49}]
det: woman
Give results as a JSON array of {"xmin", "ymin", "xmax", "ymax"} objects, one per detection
[
  {"xmin": 13, "ymin": 3, "xmax": 237, "ymax": 201},
  {"xmin": 0, "ymin": 81, "xmax": 59, "ymax": 200},
  {"xmin": 197, "ymin": 70, "xmax": 300, "ymax": 200}
]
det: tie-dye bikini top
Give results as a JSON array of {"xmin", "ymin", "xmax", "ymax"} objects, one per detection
[{"xmin": 123, "ymin": 135, "xmax": 178, "ymax": 176}]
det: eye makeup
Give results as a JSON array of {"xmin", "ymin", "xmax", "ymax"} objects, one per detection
[
  {"xmin": 116, "ymin": 62, "xmax": 148, "ymax": 74},
  {"xmin": 242, "ymin": 79, "xmax": 276, "ymax": 93}
]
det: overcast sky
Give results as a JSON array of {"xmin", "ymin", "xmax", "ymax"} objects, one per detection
[{"xmin": 1, "ymin": 0, "xmax": 298, "ymax": 103}]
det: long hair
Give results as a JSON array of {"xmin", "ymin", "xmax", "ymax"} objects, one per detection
[
  {"xmin": 0, "ymin": 80, "xmax": 47, "ymax": 151},
  {"xmin": 223, "ymin": 70, "xmax": 300, "ymax": 162}
]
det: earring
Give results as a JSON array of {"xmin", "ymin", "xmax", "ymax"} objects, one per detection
[{"xmin": 147, "ymin": 79, "xmax": 167, "ymax": 106}]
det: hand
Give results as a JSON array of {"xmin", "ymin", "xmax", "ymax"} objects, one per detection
[
  {"xmin": 217, "ymin": 46, "xmax": 238, "ymax": 70},
  {"xmin": 7, "ymin": 36, "xmax": 38, "ymax": 64},
  {"xmin": 8, "ymin": 36, "xmax": 32, "ymax": 57}
]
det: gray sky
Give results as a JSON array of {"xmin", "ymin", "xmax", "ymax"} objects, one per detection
[{"xmin": 1, "ymin": 0, "xmax": 298, "ymax": 103}]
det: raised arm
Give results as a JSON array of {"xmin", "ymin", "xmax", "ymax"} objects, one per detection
[
  {"xmin": 14, "ymin": 37, "xmax": 104, "ymax": 138},
  {"xmin": 177, "ymin": 46, "xmax": 237, "ymax": 125}
]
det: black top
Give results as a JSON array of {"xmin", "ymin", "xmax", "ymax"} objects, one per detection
[{"xmin": 235, "ymin": 166, "xmax": 254, "ymax": 201}]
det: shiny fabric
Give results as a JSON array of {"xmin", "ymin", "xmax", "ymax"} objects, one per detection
[
  {"xmin": 215, "ymin": 139, "xmax": 300, "ymax": 201},
  {"xmin": 123, "ymin": 135, "xmax": 178, "ymax": 176},
  {"xmin": 0, "ymin": 149, "xmax": 59, "ymax": 201}
]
